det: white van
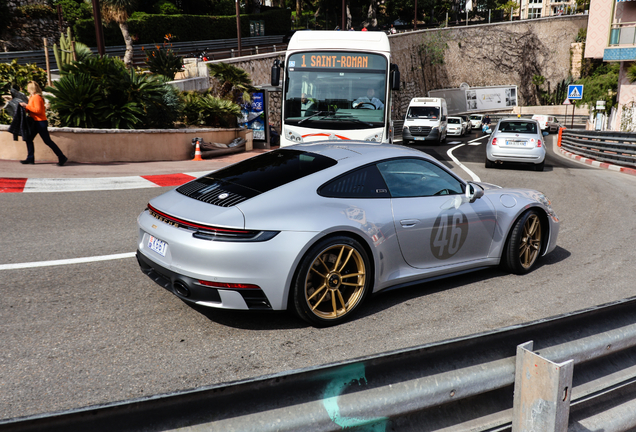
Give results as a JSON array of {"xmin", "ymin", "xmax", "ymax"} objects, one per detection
[
  {"xmin": 531, "ymin": 115, "xmax": 561, "ymax": 133},
  {"xmin": 402, "ymin": 97, "xmax": 448, "ymax": 145}
]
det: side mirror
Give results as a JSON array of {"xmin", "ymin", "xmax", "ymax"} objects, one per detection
[
  {"xmin": 271, "ymin": 59, "xmax": 281, "ymax": 86},
  {"xmin": 390, "ymin": 64, "xmax": 400, "ymax": 91},
  {"xmin": 466, "ymin": 182, "xmax": 484, "ymax": 203}
]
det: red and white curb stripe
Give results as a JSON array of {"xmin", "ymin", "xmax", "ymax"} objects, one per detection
[
  {"xmin": 558, "ymin": 148, "xmax": 636, "ymax": 176},
  {"xmin": 0, "ymin": 171, "xmax": 210, "ymax": 193}
]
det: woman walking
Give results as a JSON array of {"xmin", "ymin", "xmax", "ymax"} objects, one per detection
[{"xmin": 19, "ymin": 81, "xmax": 68, "ymax": 166}]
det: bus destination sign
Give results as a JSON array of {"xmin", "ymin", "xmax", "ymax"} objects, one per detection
[{"xmin": 288, "ymin": 52, "xmax": 385, "ymax": 70}]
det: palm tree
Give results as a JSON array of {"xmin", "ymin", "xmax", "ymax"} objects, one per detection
[
  {"xmin": 207, "ymin": 62, "xmax": 257, "ymax": 103},
  {"xmin": 101, "ymin": 0, "xmax": 136, "ymax": 68}
]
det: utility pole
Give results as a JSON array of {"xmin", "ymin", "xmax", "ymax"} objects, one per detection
[
  {"xmin": 236, "ymin": 0, "xmax": 242, "ymax": 57},
  {"xmin": 90, "ymin": 0, "xmax": 105, "ymax": 56}
]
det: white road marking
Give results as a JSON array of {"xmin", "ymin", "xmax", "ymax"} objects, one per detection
[
  {"xmin": 468, "ymin": 135, "xmax": 489, "ymax": 145},
  {"xmin": 0, "ymin": 252, "xmax": 136, "ymax": 271},
  {"xmin": 447, "ymin": 141, "xmax": 482, "ymax": 183}
]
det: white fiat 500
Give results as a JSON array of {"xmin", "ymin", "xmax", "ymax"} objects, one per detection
[{"xmin": 485, "ymin": 118, "xmax": 548, "ymax": 171}]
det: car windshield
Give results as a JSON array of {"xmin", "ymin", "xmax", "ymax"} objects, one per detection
[
  {"xmin": 448, "ymin": 118, "xmax": 461, "ymax": 124},
  {"xmin": 498, "ymin": 121, "xmax": 538, "ymax": 133},
  {"xmin": 284, "ymin": 51, "xmax": 387, "ymax": 129},
  {"xmin": 469, "ymin": 115, "xmax": 481, "ymax": 120},
  {"xmin": 407, "ymin": 106, "xmax": 440, "ymax": 119}
]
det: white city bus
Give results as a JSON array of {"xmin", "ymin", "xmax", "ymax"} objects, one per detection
[{"xmin": 271, "ymin": 31, "xmax": 400, "ymax": 147}]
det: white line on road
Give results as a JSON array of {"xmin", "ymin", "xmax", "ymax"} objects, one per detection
[
  {"xmin": 447, "ymin": 141, "xmax": 482, "ymax": 183},
  {"xmin": 0, "ymin": 252, "xmax": 136, "ymax": 271}
]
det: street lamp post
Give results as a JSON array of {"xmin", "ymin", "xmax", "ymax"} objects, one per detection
[
  {"xmin": 90, "ymin": 0, "xmax": 105, "ymax": 56},
  {"xmin": 342, "ymin": 0, "xmax": 345, "ymax": 30},
  {"xmin": 414, "ymin": 0, "xmax": 417, "ymax": 29},
  {"xmin": 236, "ymin": 0, "xmax": 242, "ymax": 57}
]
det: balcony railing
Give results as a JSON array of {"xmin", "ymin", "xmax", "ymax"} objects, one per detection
[{"xmin": 610, "ymin": 22, "xmax": 636, "ymax": 46}]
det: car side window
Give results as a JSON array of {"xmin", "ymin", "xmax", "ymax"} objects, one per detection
[
  {"xmin": 319, "ymin": 165, "xmax": 390, "ymax": 198},
  {"xmin": 376, "ymin": 159, "xmax": 464, "ymax": 198}
]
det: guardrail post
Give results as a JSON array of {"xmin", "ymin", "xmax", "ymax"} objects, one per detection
[
  {"xmin": 231, "ymin": 49, "xmax": 235, "ymax": 58},
  {"xmin": 255, "ymin": 45, "xmax": 259, "ymax": 54},
  {"xmin": 558, "ymin": 127, "xmax": 565, "ymax": 147},
  {"xmin": 512, "ymin": 341, "xmax": 573, "ymax": 432},
  {"xmin": 273, "ymin": 44, "xmax": 277, "ymax": 52}
]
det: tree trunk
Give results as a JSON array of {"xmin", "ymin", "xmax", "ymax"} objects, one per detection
[
  {"xmin": 367, "ymin": 0, "xmax": 377, "ymax": 28},
  {"xmin": 296, "ymin": 0, "xmax": 301, "ymax": 27},
  {"xmin": 119, "ymin": 22, "xmax": 134, "ymax": 69}
]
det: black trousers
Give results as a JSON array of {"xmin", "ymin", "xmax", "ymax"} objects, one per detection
[{"xmin": 25, "ymin": 120, "xmax": 66, "ymax": 160}]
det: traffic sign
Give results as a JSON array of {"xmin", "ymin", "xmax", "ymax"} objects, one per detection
[{"xmin": 568, "ymin": 85, "xmax": 583, "ymax": 100}]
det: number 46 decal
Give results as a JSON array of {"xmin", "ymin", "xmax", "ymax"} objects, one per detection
[{"xmin": 430, "ymin": 211, "xmax": 469, "ymax": 260}]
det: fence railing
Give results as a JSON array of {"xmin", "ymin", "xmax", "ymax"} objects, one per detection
[
  {"xmin": 0, "ymin": 35, "xmax": 286, "ymax": 70},
  {"xmin": 3, "ymin": 296, "xmax": 636, "ymax": 431},
  {"xmin": 561, "ymin": 129, "xmax": 636, "ymax": 169}
]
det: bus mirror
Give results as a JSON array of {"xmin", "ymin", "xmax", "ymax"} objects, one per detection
[
  {"xmin": 390, "ymin": 64, "xmax": 400, "ymax": 91},
  {"xmin": 271, "ymin": 60, "xmax": 281, "ymax": 86}
]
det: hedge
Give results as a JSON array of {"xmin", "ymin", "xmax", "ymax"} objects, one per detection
[{"xmin": 74, "ymin": 9, "xmax": 291, "ymax": 47}]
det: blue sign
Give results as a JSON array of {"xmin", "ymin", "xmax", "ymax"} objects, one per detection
[
  {"xmin": 238, "ymin": 92, "xmax": 266, "ymax": 141},
  {"xmin": 567, "ymin": 85, "xmax": 583, "ymax": 100}
]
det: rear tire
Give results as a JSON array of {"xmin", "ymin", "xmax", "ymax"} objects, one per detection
[
  {"xmin": 534, "ymin": 161, "xmax": 545, "ymax": 171},
  {"xmin": 292, "ymin": 236, "xmax": 372, "ymax": 327},
  {"xmin": 501, "ymin": 210, "xmax": 543, "ymax": 275},
  {"xmin": 485, "ymin": 158, "xmax": 495, "ymax": 168}
]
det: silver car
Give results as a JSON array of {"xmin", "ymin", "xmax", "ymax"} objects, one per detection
[
  {"xmin": 137, "ymin": 142, "xmax": 559, "ymax": 326},
  {"xmin": 485, "ymin": 118, "xmax": 548, "ymax": 171}
]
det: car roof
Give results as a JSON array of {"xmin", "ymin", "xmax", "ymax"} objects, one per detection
[{"xmin": 282, "ymin": 141, "xmax": 440, "ymax": 168}]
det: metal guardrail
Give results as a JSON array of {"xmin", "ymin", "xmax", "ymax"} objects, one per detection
[
  {"xmin": 561, "ymin": 129, "xmax": 636, "ymax": 169},
  {"xmin": 0, "ymin": 35, "xmax": 286, "ymax": 69},
  {"xmin": 3, "ymin": 296, "xmax": 636, "ymax": 431}
]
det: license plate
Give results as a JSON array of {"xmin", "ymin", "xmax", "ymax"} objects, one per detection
[
  {"xmin": 148, "ymin": 235, "xmax": 168, "ymax": 257},
  {"xmin": 414, "ymin": 137, "xmax": 425, "ymax": 141},
  {"xmin": 505, "ymin": 140, "xmax": 527, "ymax": 146}
]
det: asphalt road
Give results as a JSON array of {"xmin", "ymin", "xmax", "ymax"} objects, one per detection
[{"xmin": 2, "ymin": 132, "xmax": 636, "ymax": 421}]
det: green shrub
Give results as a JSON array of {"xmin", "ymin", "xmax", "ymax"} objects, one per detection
[
  {"xmin": 0, "ymin": 60, "xmax": 48, "ymax": 95},
  {"xmin": 74, "ymin": 8, "xmax": 291, "ymax": 45},
  {"xmin": 144, "ymin": 44, "xmax": 183, "ymax": 79},
  {"xmin": 53, "ymin": 0, "xmax": 92, "ymax": 25},
  {"xmin": 181, "ymin": 91, "xmax": 240, "ymax": 127},
  {"xmin": 47, "ymin": 55, "xmax": 180, "ymax": 129},
  {"xmin": 154, "ymin": 0, "xmax": 180, "ymax": 14},
  {"xmin": 16, "ymin": 4, "xmax": 56, "ymax": 18}
]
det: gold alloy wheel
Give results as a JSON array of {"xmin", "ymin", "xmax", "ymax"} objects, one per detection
[
  {"xmin": 304, "ymin": 244, "xmax": 366, "ymax": 320},
  {"xmin": 519, "ymin": 214, "xmax": 542, "ymax": 269}
]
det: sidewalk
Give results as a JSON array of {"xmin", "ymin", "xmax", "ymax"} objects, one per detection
[{"xmin": 0, "ymin": 148, "xmax": 273, "ymax": 193}]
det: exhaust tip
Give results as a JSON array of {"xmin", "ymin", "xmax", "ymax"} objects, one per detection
[{"xmin": 173, "ymin": 281, "xmax": 190, "ymax": 297}]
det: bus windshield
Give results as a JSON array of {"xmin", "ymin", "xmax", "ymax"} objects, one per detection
[{"xmin": 284, "ymin": 51, "xmax": 387, "ymax": 129}]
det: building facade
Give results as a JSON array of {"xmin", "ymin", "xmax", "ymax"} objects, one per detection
[
  {"xmin": 518, "ymin": 0, "xmax": 578, "ymax": 19},
  {"xmin": 586, "ymin": 0, "xmax": 636, "ymax": 130}
]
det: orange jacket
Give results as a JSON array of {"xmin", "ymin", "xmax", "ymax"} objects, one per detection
[{"xmin": 25, "ymin": 94, "xmax": 47, "ymax": 121}]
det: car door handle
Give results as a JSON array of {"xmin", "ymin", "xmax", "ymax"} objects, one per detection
[{"xmin": 400, "ymin": 219, "xmax": 419, "ymax": 228}]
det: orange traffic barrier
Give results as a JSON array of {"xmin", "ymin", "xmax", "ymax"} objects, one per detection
[
  {"xmin": 192, "ymin": 139, "xmax": 203, "ymax": 161},
  {"xmin": 557, "ymin": 127, "xmax": 565, "ymax": 147}
]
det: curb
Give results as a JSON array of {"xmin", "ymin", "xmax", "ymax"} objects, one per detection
[
  {"xmin": 558, "ymin": 147, "xmax": 636, "ymax": 177},
  {"xmin": 0, "ymin": 172, "xmax": 207, "ymax": 194}
]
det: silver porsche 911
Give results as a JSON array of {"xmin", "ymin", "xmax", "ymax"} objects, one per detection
[{"xmin": 136, "ymin": 142, "xmax": 559, "ymax": 326}]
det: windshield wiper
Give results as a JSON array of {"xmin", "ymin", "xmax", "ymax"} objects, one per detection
[
  {"xmin": 326, "ymin": 115, "xmax": 374, "ymax": 127},
  {"xmin": 298, "ymin": 110, "xmax": 335, "ymax": 125}
]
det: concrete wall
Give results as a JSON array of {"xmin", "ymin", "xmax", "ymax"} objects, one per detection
[
  {"xmin": 0, "ymin": 126, "xmax": 252, "ymax": 163},
  {"xmin": 217, "ymin": 15, "xmax": 588, "ymax": 122}
]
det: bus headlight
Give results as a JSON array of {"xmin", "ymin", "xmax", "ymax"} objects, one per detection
[
  {"xmin": 364, "ymin": 133, "xmax": 382, "ymax": 142},
  {"xmin": 284, "ymin": 128, "xmax": 303, "ymax": 143}
]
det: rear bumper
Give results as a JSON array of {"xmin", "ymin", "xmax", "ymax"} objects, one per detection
[{"xmin": 136, "ymin": 250, "xmax": 273, "ymax": 310}]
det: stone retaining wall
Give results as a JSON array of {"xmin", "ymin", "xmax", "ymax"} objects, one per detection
[{"xmin": 0, "ymin": 125, "xmax": 253, "ymax": 162}]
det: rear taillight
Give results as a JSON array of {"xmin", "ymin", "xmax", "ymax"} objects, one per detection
[
  {"xmin": 198, "ymin": 280, "xmax": 261, "ymax": 289},
  {"xmin": 491, "ymin": 138, "xmax": 497, "ymax": 146},
  {"xmin": 537, "ymin": 140, "xmax": 542, "ymax": 147}
]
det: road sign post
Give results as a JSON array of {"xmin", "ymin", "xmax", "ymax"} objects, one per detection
[{"xmin": 567, "ymin": 85, "xmax": 583, "ymax": 128}]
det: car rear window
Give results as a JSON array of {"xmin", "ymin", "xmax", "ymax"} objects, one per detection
[
  {"xmin": 176, "ymin": 149, "xmax": 337, "ymax": 206},
  {"xmin": 469, "ymin": 115, "xmax": 481, "ymax": 120},
  {"xmin": 206, "ymin": 149, "xmax": 336, "ymax": 191},
  {"xmin": 498, "ymin": 121, "xmax": 537, "ymax": 133}
]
